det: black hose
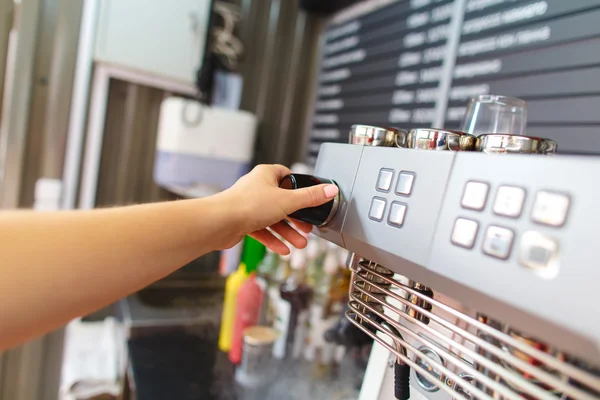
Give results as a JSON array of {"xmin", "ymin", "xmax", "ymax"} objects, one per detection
[
  {"xmin": 378, "ymin": 320, "xmax": 411, "ymax": 400},
  {"xmin": 394, "ymin": 361, "xmax": 411, "ymax": 400}
]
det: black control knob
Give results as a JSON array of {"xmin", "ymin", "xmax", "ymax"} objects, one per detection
[{"xmin": 278, "ymin": 173, "xmax": 340, "ymax": 226}]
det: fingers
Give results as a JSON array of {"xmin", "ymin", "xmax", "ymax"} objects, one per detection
[
  {"xmin": 253, "ymin": 164, "xmax": 292, "ymax": 183},
  {"xmin": 284, "ymin": 183, "xmax": 339, "ymax": 214},
  {"xmin": 288, "ymin": 218, "xmax": 313, "ymax": 235},
  {"xmin": 250, "ymin": 229, "xmax": 290, "ymax": 255},
  {"xmin": 269, "ymin": 164, "xmax": 292, "ymax": 179},
  {"xmin": 270, "ymin": 221, "xmax": 308, "ymax": 249}
]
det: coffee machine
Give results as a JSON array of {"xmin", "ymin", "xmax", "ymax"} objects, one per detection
[{"xmin": 282, "ymin": 99, "xmax": 600, "ymax": 399}]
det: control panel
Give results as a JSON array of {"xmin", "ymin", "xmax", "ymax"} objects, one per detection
[
  {"xmin": 312, "ymin": 142, "xmax": 600, "ymax": 363},
  {"xmin": 429, "ymin": 151, "xmax": 600, "ymax": 359},
  {"xmin": 341, "ymin": 146, "xmax": 455, "ymax": 273}
]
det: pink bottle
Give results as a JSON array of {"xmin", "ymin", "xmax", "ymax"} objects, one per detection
[{"xmin": 229, "ymin": 273, "xmax": 264, "ymax": 364}]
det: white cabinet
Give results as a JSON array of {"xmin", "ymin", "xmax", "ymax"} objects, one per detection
[{"xmin": 94, "ymin": 0, "xmax": 211, "ymax": 84}]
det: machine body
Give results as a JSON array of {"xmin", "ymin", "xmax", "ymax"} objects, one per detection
[{"xmin": 303, "ymin": 142, "xmax": 600, "ymax": 399}]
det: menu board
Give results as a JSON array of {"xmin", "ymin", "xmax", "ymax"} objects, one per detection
[
  {"xmin": 306, "ymin": 0, "xmax": 600, "ymax": 164},
  {"xmin": 308, "ymin": 0, "xmax": 456, "ymax": 163}
]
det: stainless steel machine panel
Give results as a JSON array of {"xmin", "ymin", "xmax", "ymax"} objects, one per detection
[
  {"xmin": 430, "ymin": 151, "xmax": 600, "ymax": 363},
  {"xmin": 313, "ymin": 142, "xmax": 600, "ymax": 399},
  {"xmin": 342, "ymin": 146, "xmax": 455, "ymax": 268},
  {"xmin": 313, "ymin": 143, "xmax": 364, "ymax": 248}
]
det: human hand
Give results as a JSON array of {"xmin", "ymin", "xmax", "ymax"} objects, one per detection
[{"xmin": 222, "ymin": 164, "xmax": 338, "ymax": 254}]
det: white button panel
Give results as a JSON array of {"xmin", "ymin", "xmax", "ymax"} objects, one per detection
[
  {"xmin": 531, "ymin": 191, "xmax": 570, "ymax": 227},
  {"xmin": 461, "ymin": 181, "xmax": 489, "ymax": 211},
  {"xmin": 388, "ymin": 202, "xmax": 407, "ymax": 227},
  {"xmin": 369, "ymin": 197, "xmax": 387, "ymax": 222},
  {"xmin": 395, "ymin": 172, "xmax": 415, "ymax": 196},
  {"xmin": 482, "ymin": 226, "xmax": 514, "ymax": 260},
  {"xmin": 519, "ymin": 231, "xmax": 560, "ymax": 278},
  {"xmin": 493, "ymin": 186, "xmax": 526, "ymax": 218},
  {"xmin": 451, "ymin": 218, "xmax": 479, "ymax": 249},
  {"xmin": 376, "ymin": 168, "xmax": 394, "ymax": 192}
]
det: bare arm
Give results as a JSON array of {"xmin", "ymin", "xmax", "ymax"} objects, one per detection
[{"xmin": 0, "ymin": 165, "xmax": 338, "ymax": 349}]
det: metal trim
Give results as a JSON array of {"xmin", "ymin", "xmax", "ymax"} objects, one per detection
[
  {"xmin": 61, "ymin": 0, "xmax": 100, "ymax": 210},
  {"xmin": 0, "ymin": 0, "xmax": 42, "ymax": 209},
  {"xmin": 348, "ymin": 259, "xmax": 600, "ymax": 400},
  {"xmin": 0, "ymin": 0, "xmax": 14, "ymax": 121},
  {"xmin": 78, "ymin": 63, "xmax": 197, "ymax": 210}
]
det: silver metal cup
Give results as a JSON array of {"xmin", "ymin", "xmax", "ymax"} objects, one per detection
[
  {"xmin": 406, "ymin": 128, "xmax": 477, "ymax": 151},
  {"xmin": 349, "ymin": 124, "xmax": 408, "ymax": 147}
]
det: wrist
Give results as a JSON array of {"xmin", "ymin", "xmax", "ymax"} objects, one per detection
[{"xmin": 203, "ymin": 191, "xmax": 247, "ymax": 246}]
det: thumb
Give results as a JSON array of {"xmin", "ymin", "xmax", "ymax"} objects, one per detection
[{"xmin": 284, "ymin": 183, "xmax": 339, "ymax": 214}]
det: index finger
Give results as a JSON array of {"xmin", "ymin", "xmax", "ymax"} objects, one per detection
[
  {"xmin": 288, "ymin": 218, "xmax": 314, "ymax": 234},
  {"xmin": 269, "ymin": 164, "xmax": 292, "ymax": 180},
  {"xmin": 270, "ymin": 164, "xmax": 292, "ymax": 185}
]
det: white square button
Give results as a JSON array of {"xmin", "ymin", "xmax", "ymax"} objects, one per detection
[
  {"xmin": 376, "ymin": 169, "xmax": 394, "ymax": 192},
  {"xmin": 462, "ymin": 181, "xmax": 489, "ymax": 211},
  {"xmin": 388, "ymin": 202, "xmax": 407, "ymax": 227},
  {"xmin": 493, "ymin": 186, "xmax": 526, "ymax": 218},
  {"xmin": 519, "ymin": 230, "xmax": 559, "ymax": 272},
  {"xmin": 369, "ymin": 197, "xmax": 387, "ymax": 222},
  {"xmin": 531, "ymin": 191, "xmax": 570, "ymax": 227},
  {"xmin": 451, "ymin": 218, "xmax": 479, "ymax": 249},
  {"xmin": 482, "ymin": 226, "xmax": 514, "ymax": 260},
  {"xmin": 395, "ymin": 172, "xmax": 415, "ymax": 196}
]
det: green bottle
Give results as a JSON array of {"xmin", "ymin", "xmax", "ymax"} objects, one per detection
[{"xmin": 241, "ymin": 236, "xmax": 266, "ymax": 274}]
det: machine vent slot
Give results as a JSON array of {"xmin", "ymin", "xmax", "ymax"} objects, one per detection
[{"xmin": 346, "ymin": 257, "xmax": 600, "ymax": 400}]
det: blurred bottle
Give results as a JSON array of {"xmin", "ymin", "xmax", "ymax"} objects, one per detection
[
  {"xmin": 274, "ymin": 251, "xmax": 291, "ymax": 283},
  {"xmin": 305, "ymin": 248, "xmax": 341, "ymax": 371},
  {"xmin": 273, "ymin": 250, "xmax": 312, "ymax": 359},
  {"xmin": 241, "ymin": 236, "xmax": 266, "ymax": 274},
  {"xmin": 256, "ymin": 249, "xmax": 279, "ymax": 325},
  {"xmin": 306, "ymin": 246, "xmax": 354, "ymax": 377},
  {"xmin": 305, "ymin": 237, "xmax": 324, "ymax": 289},
  {"xmin": 229, "ymin": 274, "xmax": 264, "ymax": 364},
  {"xmin": 326, "ymin": 248, "xmax": 352, "ymax": 317},
  {"xmin": 219, "ymin": 263, "xmax": 249, "ymax": 352},
  {"xmin": 269, "ymin": 252, "xmax": 291, "ymax": 359}
]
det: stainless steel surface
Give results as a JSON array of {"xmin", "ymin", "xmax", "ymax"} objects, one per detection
[
  {"xmin": 19, "ymin": 0, "xmax": 83, "ymax": 207},
  {"xmin": 329, "ymin": 116, "xmax": 600, "ymax": 399},
  {"xmin": 0, "ymin": 0, "xmax": 14, "ymax": 121},
  {"xmin": 349, "ymin": 124, "xmax": 407, "ymax": 148},
  {"xmin": 0, "ymin": 0, "xmax": 41, "ymax": 209},
  {"xmin": 414, "ymin": 346, "xmax": 443, "ymax": 392},
  {"xmin": 347, "ymin": 259, "xmax": 600, "ymax": 400},
  {"xmin": 476, "ymin": 134, "xmax": 558, "ymax": 155},
  {"xmin": 40, "ymin": 0, "xmax": 83, "ymax": 181},
  {"xmin": 406, "ymin": 282, "xmax": 433, "ymax": 325},
  {"xmin": 61, "ymin": 0, "xmax": 99, "ymax": 210},
  {"xmin": 406, "ymin": 128, "xmax": 476, "ymax": 151}
]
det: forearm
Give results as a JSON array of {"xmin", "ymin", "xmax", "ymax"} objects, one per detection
[{"xmin": 0, "ymin": 194, "xmax": 241, "ymax": 349}]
